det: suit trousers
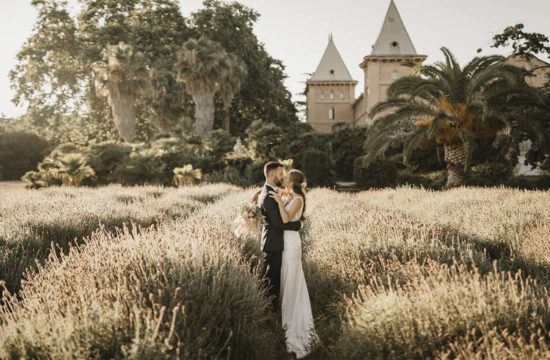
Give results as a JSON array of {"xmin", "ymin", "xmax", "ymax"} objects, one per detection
[{"xmin": 261, "ymin": 250, "xmax": 282, "ymax": 312}]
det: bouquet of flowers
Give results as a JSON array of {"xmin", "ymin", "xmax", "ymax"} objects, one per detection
[{"xmin": 233, "ymin": 200, "xmax": 263, "ymax": 238}]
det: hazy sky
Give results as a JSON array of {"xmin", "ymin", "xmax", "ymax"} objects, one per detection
[{"xmin": 1, "ymin": 0, "xmax": 549, "ymax": 118}]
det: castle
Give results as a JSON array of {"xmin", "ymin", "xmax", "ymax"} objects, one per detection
[{"xmin": 305, "ymin": 0, "xmax": 426, "ymax": 132}]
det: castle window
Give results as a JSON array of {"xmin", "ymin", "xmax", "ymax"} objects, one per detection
[
  {"xmin": 391, "ymin": 70, "xmax": 399, "ymax": 80},
  {"xmin": 320, "ymin": 92, "xmax": 325, "ymax": 100},
  {"xmin": 330, "ymin": 69, "xmax": 335, "ymax": 74},
  {"xmin": 328, "ymin": 107, "xmax": 335, "ymax": 120},
  {"xmin": 390, "ymin": 41, "xmax": 399, "ymax": 48},
  {"xmin": 330, "ymin": 90, "xmax": 334, "ymax": 100},
  {"xmin": 340, "ymin": 92, "xmax": 345, "ymax": 100}
]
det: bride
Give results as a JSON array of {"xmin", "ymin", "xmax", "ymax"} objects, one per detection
[{"xmin": 269, "ymin": 169, "xmax": 319, "ymax": 359}]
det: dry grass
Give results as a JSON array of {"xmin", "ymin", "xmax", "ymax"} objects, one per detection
[
  {"xmin": 1, "ymin": 185, "xmax": 550, "ymax": 359},
  {"xmin": 301, "ymin": 187, "xmax": 550, "ymax": 359},
  {"xmin": 0, "ymin": 184, "xmax": 238, "ymax": 293},
  {"xmin": 0, "ymin": 188, "xmax": 282, "ymax": 359}
]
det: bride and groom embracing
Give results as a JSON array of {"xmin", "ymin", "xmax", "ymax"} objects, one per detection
[{"xmin": 256, "ymin": 161, "xmax": 320, "ymax": 359}]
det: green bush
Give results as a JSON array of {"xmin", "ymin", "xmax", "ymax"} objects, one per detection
[
  {"xmin": 330, "ymin": 123, "xmax": 366, "ymax": 180},
  {"xmin": 0, "ymin": 131, "xmax": 51, "ymax": 180},
  {"xmin": 112, "ymin": 148, "xmax": 168, "ymax": 185},
  {"xmin": 405, "ymin": 146, "xmax": 446, "ymax": 172},
  {"xmin": 21, "ymin": 144, "xmax": 91, "ymax": 188},
  {"xmin": 87, "ymin": 141, "xmax": 132, "ymax": 184},
  {"xmin": 353, "ymin": 157, "xmax": 398, "ymax": 188},
  {"xmin": 245, "ymin": 159, "xmax": 266, "ymax": 186},
  {"xmin": 203, "ymin": 129, "xmax": 236, "ymax": 159},
  {"xmin": 245, "ymin": 120, "xmax": 286, "ymax": 160},
  {"xmin": 150, "ymin": 136, "xmax": 224, "ymax": 178},
  {"xmin": 288, "ymin": 131, "xmax": 332, "ymax": 170},
  {"xmin": 504, "ymin": 175, "xmax": 550, "ymax": 190},
  {"xmin": 300, "ymin": 149, "xmax": 334, "ymax": 187},
  {"xmin": 469, "ymin": 162, "xmax": 514, "ymax": 187},
  {"xmin": 207, "ymin": 152, "xmax": 255, "ymax": 186},
  {"xmin": 395, "ymin": 169, "xmax": 432, "ymax": 188}
]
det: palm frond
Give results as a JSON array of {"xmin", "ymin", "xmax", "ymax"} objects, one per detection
[{"xmin": 403, "ymin": 126, "xmax": 431, "ymax": 163}]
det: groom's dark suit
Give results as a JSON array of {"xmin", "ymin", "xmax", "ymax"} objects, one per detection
[{"xmin": 259, "ymin": 183, "xmax": 302, "ymax": 311}]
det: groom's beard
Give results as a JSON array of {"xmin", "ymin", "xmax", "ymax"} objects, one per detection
[{"xmin": 274, "ymin": 178, "xmax": 283, "ymax": 188}]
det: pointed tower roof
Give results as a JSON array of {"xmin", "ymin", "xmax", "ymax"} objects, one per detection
[
  {"xmin": 371, "ymin": 0, "xmax": 417, "ymax": 56},
  {"xmin": 310, "ymin": 34, "xmax": 355, "ymax": 82}
]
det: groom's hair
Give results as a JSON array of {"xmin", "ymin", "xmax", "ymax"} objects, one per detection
[{"xmin": 264, "ymin": 161, "xmax": 284, "ymax": 178}]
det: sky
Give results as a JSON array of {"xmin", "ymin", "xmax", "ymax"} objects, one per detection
[{"xmin": 1, "ymin": 0, "xmax": 550, "ymax": 118}]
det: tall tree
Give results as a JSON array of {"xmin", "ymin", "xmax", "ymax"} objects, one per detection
[
  {"xmin": 11, "ymin": 0, "xmax": 296, "ymax": 141},
  {"xmin": 93, "ymin": 42, "xmax": 149, "ymax": 141},
  {"xmin": 489, "ymin": 25, "xmax": 550, "ymax": 169},
  {"xmin": 79, "ymin": 0, "xmax": 191, "ymax": 137},
  {"xmin": 365, "ymin": 48, "xmax": 539, "ymax": 188},
  {"xmin": 9, "ymin": 0, "xmax": 82, "ymax": 132},
  {"xmin": 491, "ymin": 24, "xmax": 550, "ymax": 63},
  {"xmin": 189, "ymin": 0, "xmax": 298, "ymax": 134},
  {"xmin": 219, "ymin": 53, "xmax": 248, "ymax": 132},
  {"xmin": 10, "ymin": 0, "xmax": 189, "ymax": 143},
  {"xmin": 173, "ymin": 36, "xmax": 246, "ymax": 136}
]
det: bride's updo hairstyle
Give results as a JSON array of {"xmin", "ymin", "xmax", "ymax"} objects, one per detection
[{"xmin": 287, "ymin": 169, "xmax": 306, "ymax": 221}]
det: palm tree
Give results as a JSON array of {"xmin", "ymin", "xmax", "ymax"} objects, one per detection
[
  {"xmin": 173, "ymin": 37, "xmax": 247, "ymax": 136},
  {"xmin": 365, "ymin": 47, "xmax": 537, "ymax": 188},
  {"xmin": 56, "ymin": 153, "xmax": 96, "ymax": 186},
  {"xmin": 93, "ymin": 42, "xmax": 149, "ymax": 142},
  {"xmin": 148, "ymin": 65, "xmax": 186, "ymax": 133},
  {"xmin": 219, "ymin": 53, "xmax": 247, "ymax": 132}
]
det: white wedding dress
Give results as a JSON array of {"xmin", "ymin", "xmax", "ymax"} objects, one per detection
[{"xmin": 280, "ymin": 196, "xmax": 319, "ymax": 358}]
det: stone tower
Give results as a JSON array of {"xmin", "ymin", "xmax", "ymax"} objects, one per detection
[
  {"xmin": 305, "ymin": 34, "xmax": 358, "ymax": 133},
  {"xmin": 357, "ymin": 0, "xmax": 427, "ymax": 126}
]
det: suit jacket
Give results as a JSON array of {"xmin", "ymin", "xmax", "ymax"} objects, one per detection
[{"xmin": 259, "ymin": 183, "xmax": 302, "ymax": 252}]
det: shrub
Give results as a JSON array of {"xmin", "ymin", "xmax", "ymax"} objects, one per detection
[
  {"xmin": 112, "ymin": 148, "xmax": 168, "ymax": 185},
  {"xmin": 245, "ymin": 120, "xmax": 286, "ymax": 160},
  {"xmin": 288, "ymin": 131, "xmax": 332, "ymax": 170},
  {"xmin": 205, "ymin": 152, "xmax": 255, "ymax": 186},
  {"xmin": 203, "ymin": 129, "xmax": 236, "ymax": 159},
  {"xmin": 395, "ymin": 168, "xmax": 432, "ymax": 188},
  {"xmin": 330, "ymin": 123, "xmax": 366, "ymax": 180},
  {"xmin": 245, "ymin": 159, "xmax": 266, "ymax": 186},
  {"xmin": 55, "ymin": 153, "xmax": 97, "ymax": 186},
  {"xmin": 299, "ymin": 149, "xmax": 333, "ymax": 187},
  {"xmin": 405, "ymin": 146, "xmax": 446, "ymax": 172},
  {"xmin": 0, "ymin": 130, "xmax": 51, "ymax": 180},
  {"xmin": 172, "ymin": 164, "xmax": 202, "ymax": 186},
  {"xmin": 353, "ymin": 157, "xmax": 398, "ymax": 188},
  {"xmin": 504, "ymin": 175, "xmax": 550, "ymax": 190},
  {"xmin": 21, "ymin": 144, "xmax": 93, "ymax": 188},
  {"xmin": 149, "ymin": 136, "xmax": 223, "ymax": 179},
  {"xmin": 87, "ymin": 141, "xmax": 132, "ymax": 183},
  {"xmin": 469, "ymin": 161, "xmax": 514, "ymax": 186}
]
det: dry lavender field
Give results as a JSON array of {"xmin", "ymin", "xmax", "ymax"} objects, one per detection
[{"xmin": 1, "ymin": 185, "xmax": 550, "ymax": 359}]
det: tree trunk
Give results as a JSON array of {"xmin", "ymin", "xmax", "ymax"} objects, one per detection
[
  {"xmin": 108, "ymin": 91, "xmax": 136, "ymax": 142},
  {"xmin": 223, "ymin": 107, "xmax": 230, "ymax": 133},
  {"xmin": 444, "ymin": 142, "xmax": 466, "ymax": 188},
  {"xmin": 192, "ymin": 91, "xmax": 216, "ymax": 136}
]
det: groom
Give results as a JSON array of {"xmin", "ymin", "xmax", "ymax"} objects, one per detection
[{"xmin": 258, "ymin": 161, "xmax": 302, "ymax": 312}]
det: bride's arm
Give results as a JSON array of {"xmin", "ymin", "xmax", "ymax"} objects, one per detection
[{"xmin": 269, "ymin": 192, "xmax": 303, "ymax": 224}]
